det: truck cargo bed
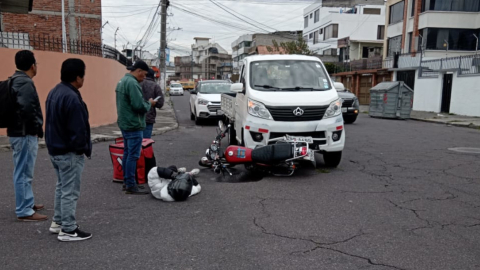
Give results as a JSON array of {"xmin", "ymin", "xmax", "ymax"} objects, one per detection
[{"xmin": 221, "ymin": 93, "xmax": 237, "ymax": 121}]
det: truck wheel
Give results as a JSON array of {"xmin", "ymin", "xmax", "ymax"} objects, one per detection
[
  {"xmin": 344, "ymin": 116, "xmax": 357, "ymax": 124},
  {"xmin": 228, "ymin": 124, "xmax": 238, "ymax": 145},
  {"xmin": 323, "ymin": 151, "xmax": 342, "ymax": 168}
]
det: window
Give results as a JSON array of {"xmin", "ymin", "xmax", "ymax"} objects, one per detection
[
  {"xmin": 377, "ymin": 25, "xmax": 385, "ymax": 40},
  {"xmin": 362, "ymin": 47, "xmax": 369, "ymax": 58},
  {"xmin": 363, "ymin": 8, "xmax": 381, "ymax": 15},
  {"xmin": 323, "ymin": 24, "xmax": 338, "ymax": 40},
  {"xmin": 323, "ymin": 49, "xmax": 337, "ymax": 56},
  {"xmin": 310, "ymin": 13, "xmax": 313, "ymax": 18},
  {"xmin": 421, "ymin": 0, "xmax": 480, "ymax": 12},
  {"xmin": 424, "ymin": 28, "xmax": 480, "ymax": 51},
  {"xmin": 250, "ymin": 60, "xmax": 331, "ymax": 91},
  {"xmin": 408, "ymin": 32, "xmax": 413, "ymax": 52},
  {"xmin": 304, "ymin": 16, "xmax": 308, "ymax": 28},
  {"xmin": 389, "ymin": 1, "xmax": 405, "ymax": 24},
  {"xmin": 411, "ymin": 0, "xmax": 416, "ymax": 16},
  {"xmin": 314, "ymin": 32, "xmax": 319, "ymax": 44},
  {"xmin": 387, "ymin": 35, "xmax": 402, "ymax": 56},
  {"xmin": 309, "ymin": 33, "xmax": 313, "ymax": 39},
  {"xmin": 314, "ymin": 9, "xmax": 320, "ymax": 23},
  {"xmin": 319, "ymin": 28, "xmax": 323, "ymax": 35},
  {"xmin": 303, "ymin": 35, "xmax": 308, "ymax": 41}
]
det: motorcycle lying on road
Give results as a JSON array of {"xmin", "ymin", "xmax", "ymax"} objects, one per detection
[{"xmin": 199, "ymin": 121, "xmax": 317, "ymax": 176}]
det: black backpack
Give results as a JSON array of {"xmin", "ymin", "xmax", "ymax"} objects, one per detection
[{"xmin": 0, "ymin": 75, "xmax": 19, "ymax": 128}]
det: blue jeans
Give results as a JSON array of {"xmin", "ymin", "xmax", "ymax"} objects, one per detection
[
  {"xmin": 10, "ymin": 136, "xmax": 38, "ymax": 218},
  {"xmin": 121, "ymin": 130, "xmax": 143, "ymax": 189},
  {"xmin": 50, "ymin": 153, "xmax": 85, "ymax": 232},
  {"xmin": 143, "ymin": 124, "xmax": 154, "ymax": 139}
]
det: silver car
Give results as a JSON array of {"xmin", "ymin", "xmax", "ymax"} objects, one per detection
[{"xmin": 169, "ymin": 83, "xmax": 184, "ymax": 96}]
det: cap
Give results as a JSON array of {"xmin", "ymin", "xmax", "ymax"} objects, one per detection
[
  {"xmin": 127, "ymin": 60, "xmax": 149, "ymax": 72},
  {"xmin": 146, "ymin": 68, "xmax": 155, "ymax": 79}
]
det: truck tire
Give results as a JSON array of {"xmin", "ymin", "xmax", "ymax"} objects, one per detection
[
  {"xmin": 323, "ymin": 151, "xmax": 342, "ymax": 168},
  {"xmin": 228, "ymin": 123, "xmax": 238, "ymax": 145}
]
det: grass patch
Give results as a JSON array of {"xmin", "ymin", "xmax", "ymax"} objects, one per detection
[
  {"xmin": 316, "ymin": 169, "xmax": 330, "ymax": 174},
  {"xmin": 362, "ymin": 111, "xmax": 369, "ymax": 114}
]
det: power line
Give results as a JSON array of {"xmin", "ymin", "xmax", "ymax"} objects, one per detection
[{"xmin": 209, "ymin": 0, "xmax": 271, "ymax": 33}]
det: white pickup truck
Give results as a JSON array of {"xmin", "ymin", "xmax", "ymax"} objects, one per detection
[{"xmin": 221, "ymin": 54, "xmax": 345, "ymax": 167}]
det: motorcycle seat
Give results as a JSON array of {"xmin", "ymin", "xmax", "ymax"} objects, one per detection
[{"xmin": 251, "ymin": 143, "xmax": 293, "ymax": 164}]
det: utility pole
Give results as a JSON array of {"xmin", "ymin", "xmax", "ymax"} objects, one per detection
[
  {"xmin": 114, "ymin": 27, "xmax": 119, "ymax": 51},
  {"xmin": 61, "ymin": 0, "xmax": 67, "ymax": 53},
  {"xmin": 160, "ymin": 0, "xmax": 168, "ymax": 90}
]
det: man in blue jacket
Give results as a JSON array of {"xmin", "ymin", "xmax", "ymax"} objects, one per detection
[{"xmin": 45, "ymin": 59, "xmax": 92, "ymax": 242}]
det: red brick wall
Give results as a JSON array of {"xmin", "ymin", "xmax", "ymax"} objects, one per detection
[{"xmin": 2, "ymin": 0, "xmax": 101, "ymax": 44}]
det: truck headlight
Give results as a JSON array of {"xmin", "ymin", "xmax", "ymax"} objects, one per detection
[
  {"xmin": 198, "ymin": 98, "xmax": 209, "ymax": 105},
  {"xmin": 248, "ymin": 99, "xmax": 272, "ymax": 120},
  {"xmin": 353, "ymin": 98, "xmax": 359, "ymax": 107},
  {"xmin": 324, "ymin": 99, "xmax": 343, "ymax": 118}
]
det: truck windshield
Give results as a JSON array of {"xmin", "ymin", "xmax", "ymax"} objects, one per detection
[
  {"xmin": 250, "ymin": 60, "xmax": 332, "ymax": 91},
  {"xmin": 199, "ymin": 83, "xmax": 232, "ymax": 94}
]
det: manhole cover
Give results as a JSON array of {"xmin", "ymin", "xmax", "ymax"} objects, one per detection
[{"xmin": 448, "ymin": 147, "xmax": 480, "ymax": 154}]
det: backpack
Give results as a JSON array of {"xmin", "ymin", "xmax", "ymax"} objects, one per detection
[{"xmin": 0, "ymin": 76, "xmax": 19, "ymax": 128}]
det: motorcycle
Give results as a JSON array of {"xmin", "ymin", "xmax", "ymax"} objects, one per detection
[{"xmin": 199, "ymin": 121, "xmax": 317, "ymax": 177}]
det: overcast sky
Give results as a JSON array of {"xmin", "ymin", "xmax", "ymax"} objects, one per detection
[{"xmin": 101, "ymin": 0, "xmax": 317, "ymax": 58}]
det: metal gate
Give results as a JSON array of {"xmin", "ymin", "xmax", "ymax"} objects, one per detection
[
  {"xmin": 441, "ymin": 74, "xmax": 453, "ymax": 113},
  {"xmin": 396, "ymin": 70, "xmax": 416, "ymax": 90}
]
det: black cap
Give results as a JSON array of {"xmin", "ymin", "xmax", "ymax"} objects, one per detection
[
  {"xmin": 147, "ymin": 68, "xmax": 155, "ymax": 79},
  {"xmin": 127, "ymin": 60, "xmax": 149, "ymax": 72}
]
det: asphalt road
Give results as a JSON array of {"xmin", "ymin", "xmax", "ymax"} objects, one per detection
[{"xmin": 1, "ymin": 92, "xmax": 480, "ymax": 270}]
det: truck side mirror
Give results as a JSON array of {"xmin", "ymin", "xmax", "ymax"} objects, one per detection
[{"xmin": 231, "ymin": 83, "xmax": 243, "ymax": 93}]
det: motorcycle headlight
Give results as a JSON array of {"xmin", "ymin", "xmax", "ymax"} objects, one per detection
[
  {"xmin": 324, "ymin": 98, "xmax": 343, "ymax": 119},
  {"xmin": 248, "ymin": 99, "xmax": 272, "ymax": 120},
  {"xmin": 210, "ymin": 144, "xmax": 218, "ymax": 152},
  {"xmin": 198, "ymin": 98, "xmax": 209, "ymax": 105}
]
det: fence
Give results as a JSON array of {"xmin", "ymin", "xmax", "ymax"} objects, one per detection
[
  {"xmin": 330, "ymin": 56, "xmax": 383, "ymax": 73},
  {"xmin": 0, "ymin": 32, "xmax": 131, "ymax": 67},
  {"xmin": 419, "ymin": 54, "xmax": 480, "ymax": 77}
]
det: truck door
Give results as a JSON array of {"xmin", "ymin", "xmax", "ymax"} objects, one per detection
[{"xmin": 235, "ymin": 63, "xmax": 248, "ymax": 143}]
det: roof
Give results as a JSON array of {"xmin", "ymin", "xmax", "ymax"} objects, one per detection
[
  {"xmin": 1, "ymin": 0, "xmax": 32, "ymax": 14},
  {"xmin": 255, "ymin": 45, "xmax": 286, "ymax": 55}
]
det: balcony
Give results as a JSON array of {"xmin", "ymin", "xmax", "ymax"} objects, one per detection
[
  {"xmin": 332, "ymin": 56, "xmax": 383, "ymax": 73},
  {"xmin": 383, "ymin": 53, "xmax": 422, "ymax": 69}
]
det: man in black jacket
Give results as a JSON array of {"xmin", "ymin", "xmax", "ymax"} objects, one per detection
[
  {"xmin": 45, "ymin": 59, "xmax": 92, "ymax": 242},
  {"xmin": 8, "ymin": 50, "xmax": 47, "ymax": 222},
  {"xmin": 140, "ymin": 69, "xmax": 164, "ymax": 138}
]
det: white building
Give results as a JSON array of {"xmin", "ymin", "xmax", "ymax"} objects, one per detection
[
  {"xmin": 303, "ymin": 0, "xmax": 386, "ymax": 60},
  {"xmin": 231, "ymin": 34, "xmax": 253, "ymax": 71},
  {"xmin": 384, "ymin": 0, "xmax": 480, "ymax": 117},
  {"xmin": 192, "ymin": 37, "xmax": 229, "ymax": 65}
]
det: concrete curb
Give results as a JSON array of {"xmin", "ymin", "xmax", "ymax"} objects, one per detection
[{"xmin": 410, "ymin": 118, "xmax": 480, "ymax": 130}]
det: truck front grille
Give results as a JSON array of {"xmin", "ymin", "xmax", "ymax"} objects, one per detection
[{"xmin": 266, "ymin": 105, "xmax": 329, "ymax": 122}]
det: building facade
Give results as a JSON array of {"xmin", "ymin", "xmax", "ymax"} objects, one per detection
[
  {"xmin": 191, "ymin": 37, "xmax": 232, "ymax": 80},
  {"xmin": 383, "ymin": 0, "xmax": 480, "ymax": 116},
  {"xmin": 1, "ymin": 0, "xmax": 101, "ymax": 44}
]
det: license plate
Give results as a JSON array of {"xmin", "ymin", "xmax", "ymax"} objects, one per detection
[
  {"xmin": 342, "ymin": 107, "xmax": 347, "ymax": 113},
  {"xmin": 286, "ymin": 135, "xmax": 314, "ymax": 144}
]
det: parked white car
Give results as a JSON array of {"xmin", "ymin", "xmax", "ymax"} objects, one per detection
[
  {"xmin": 189, "ymin": 80, "xmax": 232, "ymax": 125},
  {"xmin": 169, "ymin": 83, "xmax": 184, "ymax": 96},
  {"xmin": 220, "ymin": 55, "xmax": 345, "ymax": 167}
]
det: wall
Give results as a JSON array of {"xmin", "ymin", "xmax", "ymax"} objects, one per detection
[
  {"xmin": 411, "ymin": 70, "xmax": 443, "ymax": 112},
  {"xmin": 450, "ymin": 74, "xmax": 480, "ymax": 117},
  {"xmin": 1, "ymin": 0, "xmax": 101, "ymax": 44},
  {"xmin": 0, "ymin": 48, "xmax": 127, "ymax": 136}
]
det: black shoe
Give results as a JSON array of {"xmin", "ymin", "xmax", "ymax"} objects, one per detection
[
  {"xmin": 57, "ymin": 227, "xmax": 92, "ymax": 242},
  {"xmin": 125, "ymin": 187, "xmax": 149, "ymax": 195}
]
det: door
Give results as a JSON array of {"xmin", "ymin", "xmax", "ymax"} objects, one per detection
[
  {"xmin": 397, "ymin": 70, "xmax": 416, "ymax": 90},
  {"xmin": 359, "ymin": 76, "xmax": 372, "ymax": 105},
  {"xmin": 441, "ymin": 74, "xmax": 453, "ymax": 113}
]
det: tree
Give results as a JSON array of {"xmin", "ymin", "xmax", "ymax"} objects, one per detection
[{"xmin": 266, "ymin": 35, "xmax": 315, "ymax": 56}]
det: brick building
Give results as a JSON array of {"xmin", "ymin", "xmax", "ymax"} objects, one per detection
[{"xmin": 0, "ymin": 0, "xmax": 102, "ymax": 44}]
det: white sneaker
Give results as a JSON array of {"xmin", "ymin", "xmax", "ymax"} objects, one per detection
[{"xmin": 49, "ymin": 221, "xmax": 61, "ymax": 234}]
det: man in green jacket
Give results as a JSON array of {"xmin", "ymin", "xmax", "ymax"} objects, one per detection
[{"xmin": 116, "ymin": 60, "xmax": 157, "ymax": 195}]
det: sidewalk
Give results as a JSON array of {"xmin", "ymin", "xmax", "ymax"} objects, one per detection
[
  {"xmin": 0, "ymin": 95, "xmax": 178, "ymax": 152},
  {"xmin": 359, "ymin": 105, "xmax": 480, "ymax": 129}
]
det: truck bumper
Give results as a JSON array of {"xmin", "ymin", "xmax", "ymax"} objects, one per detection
[{"xmin": 242, "ymin": 115, "xmax": 345, "ymax": 153}]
